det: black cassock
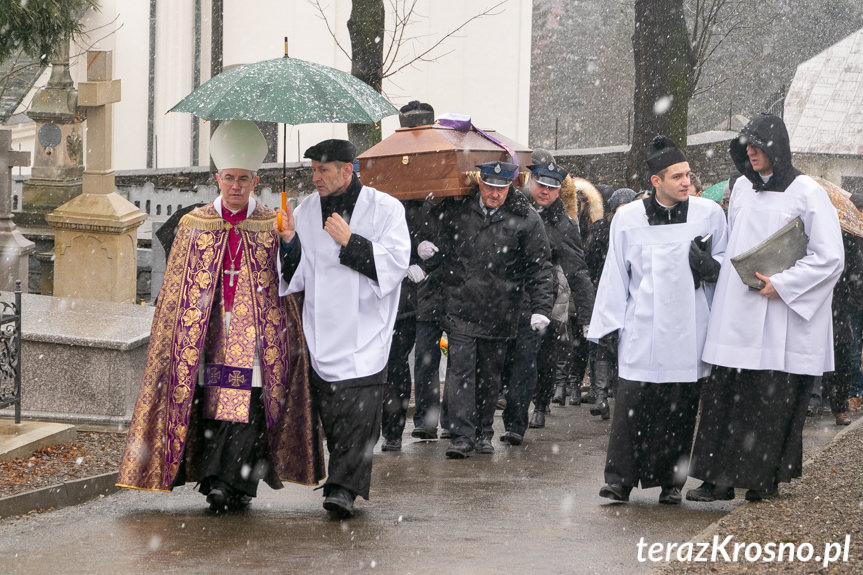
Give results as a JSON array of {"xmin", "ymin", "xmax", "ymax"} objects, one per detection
[
  {"xmin": 690, "ymin": 367, "xmax": 812, "ymax": 491},
  {"xmin": 197, "ymin": 388, "xmax": 273, "ymax": 497},
  {"xmin": 310, "ymin": 369, "xmax": 384, "ymax": 500},
  {"xmin": 279, "ymin": 174, "xmax": 385, "ymax": 501},
  {"xmin": 604, "ymin": 378, "xmax": 700, "ymax": 490}
]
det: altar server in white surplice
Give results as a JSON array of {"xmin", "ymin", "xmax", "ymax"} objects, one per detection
[
  {"xmin": 588, "ymin": 136, "xmax": 727, "ymax": 505},
  {"xmin": 276, "ymin": 139, "xmax": 410, "ymax": 519},
  {"xmin": 687, "ymin": 114, "xmax": 843, "ymax": 504}
]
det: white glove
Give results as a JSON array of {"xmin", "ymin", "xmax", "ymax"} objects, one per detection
[
  {"xmin": 406, "ymin": 264, "xmax": 426, "ymax": 283},
  {"xmin": 582, "ymin": 324, "xmax": 590, "ymax": 338},
  {"xmin": 417, "ymin": 240, "xmax": 439, "ymax": 261},
  {"xmin": 530, "ymin": 314, "xmax": 550, "ymax": 331}
]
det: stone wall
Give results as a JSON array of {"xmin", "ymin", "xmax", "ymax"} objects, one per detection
[
  {"xmin": 116, "ymin": 163, "xmax": 314, "ymax": 219},
  {"xmin": 554, "ymin": 131, "xmax": 738, "ymax": 191},
  {"xmin": 794, "ymin": 155, "xmax": 863, "ymax": 196}
]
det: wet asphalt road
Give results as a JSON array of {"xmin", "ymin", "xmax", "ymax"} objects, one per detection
[{"xmin": 0, "ymin": 402, "xmax": 841, "ymax": 575}]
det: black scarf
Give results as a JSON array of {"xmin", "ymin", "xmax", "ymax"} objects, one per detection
[{"xmin": 320, "ymin": 173, "xmax": 362, "ymax": 226}]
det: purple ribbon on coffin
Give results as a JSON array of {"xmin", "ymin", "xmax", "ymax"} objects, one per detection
[{"xmin": 433, "ymin": 113, "xmax": 519, "ymax": 176}]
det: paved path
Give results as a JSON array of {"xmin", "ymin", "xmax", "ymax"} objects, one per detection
[{"xmin": 0, "ymin": 403, "xmax": 844, "ymax": 575}]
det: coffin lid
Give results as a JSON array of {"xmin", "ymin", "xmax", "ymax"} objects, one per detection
[
  {"xmin": 358, "ymin": 124, "xmax": 529, "ymax": 158},
  {"xmin": 357, "ymin": 124, "xmax": 532, "ymax": 200}
]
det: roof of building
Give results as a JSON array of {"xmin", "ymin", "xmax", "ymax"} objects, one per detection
[{"xmin": 785, "ymin": 28, "xmax": 863, "ymax": 156}]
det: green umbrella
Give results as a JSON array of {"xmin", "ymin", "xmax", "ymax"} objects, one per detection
[
  {"xmin": 169, "ymin": 55, "xmax": 398, "ymax": 125},
  {"xmin": 701, "ymin": 180, "xmax": 727, "ymax": 202},
  {"xmin": 170, "ymin": 43, "xmax": 398, "ymax": 194}
]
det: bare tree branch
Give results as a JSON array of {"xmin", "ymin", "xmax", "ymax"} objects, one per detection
[
  {"xmin": 308, "ymin": 0, "xmax": 506, "ymax": 85},
  {"xmin": 309, "ymin": 0, "xmax": 353, "ymax": 61},
  {"xmin": 382, "ymin": 0, "xmax": 507, "ymax": 79},
  {"xmin": 69, "ymin": 14, "xmax": 124, "ymax": 61},
  {"xmin": 685, "ymin": 0, "xmax": 757, "ymax": 92},
  {"xmin": 381, "ymin": 0, "xmax": 419, "ymax": 72}
]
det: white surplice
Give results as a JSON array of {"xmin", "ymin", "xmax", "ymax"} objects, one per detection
[
  {"xmin": 702, "ymin": 174, "xmax": 844, "ymax": 375},
  {"xmin": 279, "ymin": 186, "xmax": 410, "ymax": 382},
  {"xmin": 588, "ymin": 196, "xmax": 728, "ymax": 383}
]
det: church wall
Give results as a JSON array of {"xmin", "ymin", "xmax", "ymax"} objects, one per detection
[{"xmin": 153, "ymin": 2, "xmax": 197, "ymax": 169}]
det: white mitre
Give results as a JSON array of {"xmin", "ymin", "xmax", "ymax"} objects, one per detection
[{"xmin": 210, "ymin": 120, "xmax": 268, "ymax": 171}]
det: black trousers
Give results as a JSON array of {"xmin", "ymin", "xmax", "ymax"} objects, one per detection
[
  {"xmin": 311, "ymin": 368, "xmax": 385, "ymax": 500},
  {"xmin": 502, "ymin": 314, "xmax": 542, "ymax": 436},
  {"xmin": 413, "ymin": 320, "xmax": 444, "ymax": 430},
  {"xmin": 567, "ymin": 318, "xmax": 591, "ymax": 391},
  {"xmin": 444, "ymin": 332, "xmax": 507, "ymax": 445},
  {"xmin": 382, "ymin": 317, "xmax": 417, "ymax": 440},
  {"xmin": 823, "ymin": 311, "xmax": 853, "ymax": 414},
  {"xmin": 690, "ymin": 368, "xmax": 812, "ymax": 490},
  {"xmin": 604, "ymin": 379, "xmax": 700, "ymax": 490},
  {"xmin": 198, "ymin": 388, "xmax": 271, "ymax": 498},
  {"xmin": 531, "ymin": 320, "xmax": 571, "ymax": 409}
]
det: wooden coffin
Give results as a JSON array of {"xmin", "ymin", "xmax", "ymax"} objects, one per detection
[{"xmin": 357, "ymin": 125, "xmax": 532, "ymax": 200}]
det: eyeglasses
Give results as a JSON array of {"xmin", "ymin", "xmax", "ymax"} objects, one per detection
[{"xmin": 220, "ymin": 174, "xmax": 254, "ymax": 186}]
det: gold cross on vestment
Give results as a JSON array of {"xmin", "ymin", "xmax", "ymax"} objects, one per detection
[
  {"xmin": 225, "ymin": 260, "xmax": 240, "ymax": 287},
  {"xmin": 228, "ymin": 370, "xmax": 245, "ymax": 387}
]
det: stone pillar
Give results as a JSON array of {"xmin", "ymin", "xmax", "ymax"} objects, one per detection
[
  {"xmin": 0, "ymin": 130, "xmax": 35, "ymax": 292},
  {"xmin": 19, "ymin": 42, "xmax": 85, "ymax": 227},
  {"xmin": 46, "ymin": 51, "xmax": 146, "ymax": 303}
]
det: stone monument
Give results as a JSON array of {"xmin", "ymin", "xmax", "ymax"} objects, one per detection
[
  {"xmin": 19, "ymin": 42, "xmax": 85, "ymax": 225},
  {"xmin": 0, "ymin": 131, "xmax": 34, "ymax": 291},
  {"xmin": 46, "ymin": 51, "xmax": 146, "ymax": 303}
]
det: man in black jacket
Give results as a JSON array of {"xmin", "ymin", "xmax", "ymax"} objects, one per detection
[
  {"xmin": 420, "ymin": 161, "xmax": 553, "ymax": 458},
  {"xmin": 504, "ymin": 157, "xmax": 594, "ymax": 437}
]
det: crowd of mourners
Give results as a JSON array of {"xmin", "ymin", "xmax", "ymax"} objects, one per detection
[
  {"xmin": 378, "ymin": 105, "xmax": 858, "ymax": 510},
  {"xmin": 118, "ymin": 105, "xmax": 859, "ymax": 520}
]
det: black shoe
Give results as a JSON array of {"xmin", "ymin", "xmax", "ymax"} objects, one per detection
[
  {"xmin": 589, "ymin": 398, "xmax": 610, "ymax": 419},
  {"xmin": 529, "ymin": 409, "xmax": 546, "ymax": 429},
  {"xmin": 381, "ymin": 438, "xmax": 402, "ymax": 452},
  {"xmin": 568, "ymin": 387, "xmax": 581, "ymax": 406},
  {"xmin": 445, "ymin": 439, "xmax": 475, "ymax": 459},
  {"xmin": 552, "ymin": 385, "xmax": 567, "ymax": 406},
  {"xmin": 658, "ymin": 486, "xmax": 682, "ymax": 505},
  {"xmin": 411, "ymin": 427, "xmax": 438, "ymax": 440},
  {"xmin": 440, "ymin": 429, "xmax": 452, "ymax": 439},
  {"xmin": 745, "ymin": 484, "xmax": 779, "ymax": 502},
  {"xmin": 206, "ymin": 488, "xmax": 229, "ymax": 512},
  {"xmin": 581, "ymin": 390, "xmax": 597, "ymax": 404},
  {"xmin": 685, "ymin": 482, "xmax": 735, "ymax": 502},
  {"xmin": 807, "ymin": 395, "xmax": 822, "ymax": 417},
  {"xmin": 227, "ymin": 493, "xmax": 253, "ymax": 511},
  {"xmin": 323, "ymin": 487, "xmax": 355, "ymax": 519},
  {"xmin": 476, "ymin": 437, "xmax": 495, "ymax": 454},
  {"xmin": 499, "ymin": 431, "xmax": 524, "ymax": 446},
  {"xmin": 599, "ymin": 483, "xmax": 631, "ymax": 502}
]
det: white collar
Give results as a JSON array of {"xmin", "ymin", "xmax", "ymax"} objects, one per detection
[
  {"xmin": 479, "ymin": 193, "xmax": 499, "ymax": 216},
  {"xmin": 214, "ymin": 196, "xmax": 256, "ymax": 218}
]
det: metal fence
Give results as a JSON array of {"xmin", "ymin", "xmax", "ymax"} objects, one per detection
[{"xmin": 0, "ymin": 281, "xmax": 22, "ymax": 423}]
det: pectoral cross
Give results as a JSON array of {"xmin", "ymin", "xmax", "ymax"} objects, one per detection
[{"xmin": 225, "ymin": 261, "xmax": 240, "ymax": 287}]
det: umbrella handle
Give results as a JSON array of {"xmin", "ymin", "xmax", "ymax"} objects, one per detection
[{"xmin": 277, "ymin": 192, "xmax": 287, "ymax": 231}]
